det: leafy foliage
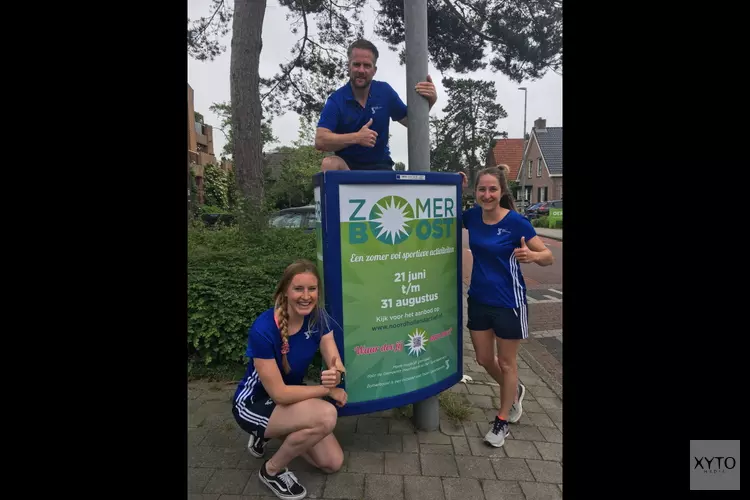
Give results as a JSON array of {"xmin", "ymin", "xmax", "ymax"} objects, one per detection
[
  {"xmin": 189, "ymin": 168, "xmax": 200, "ymax": 216},
  {"xmin": 532, "ymin": 215, "xmax": 548, "ymax": 227},
  {"xmin": 188, "ymin": 0, "xmax": 562, "ymax": 84},
  {"xmin": 265, "ymin": 145, "xmax": 323, "ymax": 210},
  {"xmin": 198, "ymin": 204, "xmax": 229, "ymax": 215},
  {"xmin": 188, "ymin": 224, "xmax": 316, "ymax": 367},
  {"xmin": 203, "ymin": 163, "xmax": 230, "ymax": 210},
  {"xmin": 209, "ymin": 101, "xmax": 277, "ymax": 160},
  {"xmin": 430, "ymin": 116, "xmax": 461, "ymax": 173},
  {"xmin": 432, "ymin": 77, "xmax": 507, "ymax": 183},
  {"xmin": 264, "ymin": 117, "xmax": 324, "ymax": 210},
  {"xmin": 260, "ymin": 0, "xmax": 368, "ymax": 122},
  {"xmin": 374, "ymin": 0, "xmax": 562, "ymax": 82},
  {"xmin": 187, "ymin": 0, "xmax": 233, "ymax": 61}
]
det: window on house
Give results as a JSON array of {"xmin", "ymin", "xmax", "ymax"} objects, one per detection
[
  {"xmin": 528, "ymin": 160, "xmax": 532, "ymax": 178},
  {"xmin": 537, "ymin": 159, "xmax": 542, "ymax": 177}
]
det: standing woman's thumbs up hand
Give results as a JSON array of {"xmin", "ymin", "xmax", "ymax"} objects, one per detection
[{"xmin": 513, "ymin": 237, "xmax": 535, "ymax": 263}]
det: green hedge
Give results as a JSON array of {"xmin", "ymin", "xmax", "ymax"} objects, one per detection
[
  {"xmin": 532, "ymin": 216, "xmax": 548, "ymax": 227},
  {"xmin": 531, "ymin": 216, "xmax": 562, "ymax": 229},
  {"xmin": 188, "ymin": 223, "xmax": 316, "ymax": 368}
]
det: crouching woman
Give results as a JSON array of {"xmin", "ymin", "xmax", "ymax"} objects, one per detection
[{"xmin": 232, "ymin": 259, "xmax": 347, "ymax": 500}]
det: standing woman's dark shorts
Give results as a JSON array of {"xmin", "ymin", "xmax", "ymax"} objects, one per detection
[{"xmin": 466, "ymin": 296, "xmax": 529, "ymax": 340}]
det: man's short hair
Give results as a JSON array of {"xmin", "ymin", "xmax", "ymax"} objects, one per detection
[{"xmin": 347, "ymin": 38, "xmax": 379, "ymax": 63}]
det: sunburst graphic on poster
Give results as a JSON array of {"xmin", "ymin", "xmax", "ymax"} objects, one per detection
[{"xmin": 406, "ymin": 328, "xmax": 429, "ymax": 356}]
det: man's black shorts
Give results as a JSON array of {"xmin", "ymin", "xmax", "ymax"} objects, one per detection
[{"xmin": 336, "ymin": 155, "xmax": 394, "ymax": 171}]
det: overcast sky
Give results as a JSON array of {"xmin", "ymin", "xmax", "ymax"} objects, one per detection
[{"xmin": 188, "ymin": 0, "xmax": 562, "ymax": 169}]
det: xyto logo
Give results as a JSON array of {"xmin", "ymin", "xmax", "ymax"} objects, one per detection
[
  {"xmin": 693, "ymin": 456, "xmax": 736, "ymax": 473},
  {"xmin": 347, "ymin": 195, "xmax": 455, "ymax": 245}
]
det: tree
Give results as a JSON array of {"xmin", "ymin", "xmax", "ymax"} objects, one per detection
[
  {"xmin": 265, "ymin": 145, "xmax": 324, "ymax": 209},
  {"xmin": 430, "ymin": 116, "xmax": 461, "ymax": 173},
  {"xmin": 229, "ymin": 0, "xmax": 272, "ymax": 212},
  {"xmin": 374, "ymin": 0, "xmax": 562, "ymax": 81},
  {"xmin": 187, "ymin": 0, "xmax": 233, "ymax": 61},
  {"xmin": 209, "ymin": 101, "xmax": 277, "ymax": 160},
  {"xmin": 393, "ymin": 161, "xmax": 406, "ymax": 171},
  {"xmin": 187, "ymin": 0, "xmax": 562, "ymax": 205},
  {"xmin": 194, "ymin": 111, "xmax": 204, "ymax": 123},
  {"xmin": 439, "ymin": 77, "xmax": 507, "ymax": 184},
  {"xmin": 294, "ymin": 114, "xmax": 317, "ymax": 147},
  {"xmin": 264, "ymin": 116, "xmax": 324, "ymax": 209}
]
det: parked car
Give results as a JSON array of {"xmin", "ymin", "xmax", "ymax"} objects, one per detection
[
  {"xmin": 268, "ymin": 205, "xmax": 316, "ymax": 232},
  {"xmin": 525, "ymin": 200, "xmax": 562, "ymax": 220},
  {"xmin": 522, "ymin": 202, "xmax": 542, "ymax": 219}
]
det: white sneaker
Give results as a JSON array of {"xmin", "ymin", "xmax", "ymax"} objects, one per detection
[
  {"xmin": 509, "ymin": 382, "xmax": 526, "ymax": 423},
  {"xmin": 484, "ymin": 417, "xmax": 510, "ymax": 447}
]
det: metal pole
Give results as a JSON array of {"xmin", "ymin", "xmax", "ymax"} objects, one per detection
[
  {"xmin": 404, "ymin": 0, "xmax": 430, "ymax": 172},
  {"xmin": 404, "ymin": 0, "xmax": 439, "ymax": 431},
  {"xmin": 519, "ymin": 88, "xmax": 528, "ymax": 210}
]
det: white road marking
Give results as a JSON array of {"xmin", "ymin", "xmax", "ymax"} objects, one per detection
[
  {"xmin": 542, "ymin": 295, "xmax": 562, "ymax": 302},
  {"xmin": 548, "ymin": 288, "xmax": 563, "ymax": 295}
]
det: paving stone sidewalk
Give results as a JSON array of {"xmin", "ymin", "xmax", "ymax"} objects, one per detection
[{"xmin": 189, "ymin": 292, "xmax": 563, "ymax": 500}]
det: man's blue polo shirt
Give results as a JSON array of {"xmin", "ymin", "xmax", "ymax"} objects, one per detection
[{"xmin": 317, "ymin": 80, "xmax": 407, "ymax": 165}]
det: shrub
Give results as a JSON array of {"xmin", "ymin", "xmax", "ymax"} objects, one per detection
[
  {"xmin": 532, "ymin": 216, "xmax": 549, "ymax": 227},
  {"xmin": 203, "ymin": 163, "xmax": 230, "ymax": 210},
  {"xmin": 199, "ymin": 204, "xmax": 229, "ymax": 214},
  {"xmin": 188, "ymin": 224, "xmax": 316, "ymax": 368}
]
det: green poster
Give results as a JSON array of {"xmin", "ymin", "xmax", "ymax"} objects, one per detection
[
  {"xmin": 338, "ymin": 184, "xmax": 459, "ymax": 404},
  {"xmin": 547, "ymin": 207, "xmax": 562, "ymax": 228}
]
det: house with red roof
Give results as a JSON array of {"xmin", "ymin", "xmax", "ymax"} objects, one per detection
[
  {"xmin": 485, "ymin": 117, "xmax": 562, "ymax": 205},
  {"xmin": 485, "ymin": 136, "xmax": 525, "ymax": 183}
]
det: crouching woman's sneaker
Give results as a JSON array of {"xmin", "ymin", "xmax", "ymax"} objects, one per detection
[{"xmin": 258, "ymin": 460, "xmax": 307, "ymax": 500}]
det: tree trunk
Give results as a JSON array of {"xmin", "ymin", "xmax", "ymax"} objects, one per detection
[{"xmin": 230, "ymin": 0, "xmax": 267, "ymax": 208}]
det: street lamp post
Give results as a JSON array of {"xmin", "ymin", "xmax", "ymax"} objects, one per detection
[
  {"xmin": 518, "ymin": 87, "xmax": 527, "ymax": 210},
  {"xmin": 404, "ymin": 0, "xmax": 439, "ymax": 432}
]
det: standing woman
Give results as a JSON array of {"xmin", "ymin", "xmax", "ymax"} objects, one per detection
[
  {"xmin": 232, "ymin": 259, "xmax": 347, "ymax": 500},
  {"xmin": 459, "ymin": 166, "xmax": 554, "ymax": 448}
]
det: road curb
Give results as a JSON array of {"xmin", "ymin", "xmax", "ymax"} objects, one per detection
[
  {"xmin": 536, "ymin": 232, "xmax": 563, "ymax": 242},
  {"xmin": 519, "ymin": 342, "xmax": 563, "ymax": 401}
]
